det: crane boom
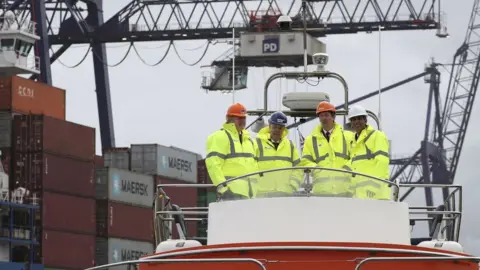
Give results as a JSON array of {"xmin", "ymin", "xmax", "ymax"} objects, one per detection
[{"xmin": 436, "ymin": 0, "xmax": 480, "ymax": 182}]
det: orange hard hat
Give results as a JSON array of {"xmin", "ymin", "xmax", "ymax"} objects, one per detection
[
  {"xmin": 226, "ymin": 103, "xmax": 247, "ymax": 117},
  {"xmin": 316, "ymin": 101, "xmax": 336, "ymax": 115}
]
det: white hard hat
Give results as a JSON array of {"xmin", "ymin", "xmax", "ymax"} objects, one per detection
[{"xmin": 348, "ymin": 105, "xmax": 368, "ymax": 119}]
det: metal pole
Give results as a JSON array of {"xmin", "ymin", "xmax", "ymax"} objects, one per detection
[
  {"xmin": 302, "ymin": 0, "xmax": 307, "ymax": 73},
  {"xmin": 378, "ymin": 25, "xmax": 383, "ymax": 127},
  {"xmin": 232, "ymin": 27, "xmax": 236, "ymax": 103}
]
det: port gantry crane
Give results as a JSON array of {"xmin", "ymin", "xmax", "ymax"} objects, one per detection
[
  {"xmin": 2, "ymin": 0, "xmax": 460, "ymax": 204},
  {"xmin": 2, "ymin": 0, "xmax": 439, "ymax": 150}
]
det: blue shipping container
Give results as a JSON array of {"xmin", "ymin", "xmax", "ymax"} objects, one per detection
[{"xmin": 0, "ymin": 262, "xmax": 44, "ymax": 270}]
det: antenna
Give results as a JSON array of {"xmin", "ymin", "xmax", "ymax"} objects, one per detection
[
  {"xmin": 378, "ymin": 25, "xmax": 383, "ymax": 127},
  {"xmin": 302, "ymin": 0, "xmax": 307, "ymax": 73},
  {"xmin": 232, "ymin": 26, "xmax": 236, "ymax": 103}
]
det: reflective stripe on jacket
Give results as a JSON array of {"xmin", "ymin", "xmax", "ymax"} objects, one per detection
[
  {"xmin": 205, "ymin": 123, "xmax": 258, "ymax": 198},
  {"xmin": 349, "ymin": 124, "xmax": 390, "ymax": 200},
  {"xmin": 300, "ymin": 123, "xmax": 353, "ymax": 196},
  {"xmin": 254, "ymin": 127, "xmax": 302, "ymax": 194}
]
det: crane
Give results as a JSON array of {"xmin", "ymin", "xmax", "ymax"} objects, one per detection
[
  {"xmin": 2, "ymin": 0, "xmax": 440, "ymax": 150},
  {"xmin": 2, "ymin": 0, "xmax": 464, "ymax": 207}
]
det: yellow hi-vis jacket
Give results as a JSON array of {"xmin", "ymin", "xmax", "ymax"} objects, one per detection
[
  {"xmin": 205, "ymin": 123, "xmax": 258, "ymax": 198},
  {"xmin": 254, "ymin": 127, "xmax": 302, "ymax": 195},
  {"xmin": 349, "ymin": 124, "xmax": 391, "ymax": 200},
  {"xmin": 300, "ymin": 123, "xmax": 353, "ymax": 197}
]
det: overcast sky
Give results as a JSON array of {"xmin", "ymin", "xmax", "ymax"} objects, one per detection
[{"xmin": 46, "ymin": 0, "xmax": 479, "ymax": 255}]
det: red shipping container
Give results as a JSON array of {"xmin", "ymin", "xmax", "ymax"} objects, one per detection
[
  {"xmin": 42, "ymin": 192, "xmax": 95, "ymax": 234},
  {"xmin": 197, "ymin": 159, "xmax": 212, "ymax": 184},
  {"xmin": 13, "ymin": 114, "xmax": 95, "ymax": 161},
  {"xmin": 96, "ymin": 200, "xmax": 153, "ymax": 242},
  {"xmin": 157, "ymin": 176, "xmax": 198, "ymax": 238},
  {"xmin": 0, "ymin": 76, "xmax": 66, "ymax": 120},
  {"xmin": 94, "ymin": 155, "xmax": 104, "ymax": 169},
  {"xmin": 41, "ymin": 230, "xmax": 95, "ymax": 269},
  {"xmin": 14, "ymin": 152, "xmax": 95, "ymax": 197}
]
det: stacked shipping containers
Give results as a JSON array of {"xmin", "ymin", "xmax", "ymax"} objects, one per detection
[
  {"xmin": 94, "ymin": 168, "xmax": 155, "ymax": 269},
  {"xmin": 12, "ymin": 114, "xmax": 97, "ymax": 269},
  {"xmin": 130, "ymin": 144, "xmax": 200, "ymax": 239},
  {"xmin": 103, "ymin": 148, "xmax": 130, "ymax": 171},
  {"xmin": 0, "ymin": 76, "xmax": 71, "ymax": 267},
  {"xmin": 94, "ymin": 155, "xmax": 104, "ymax": 169},
  {"xmin": 0, "ymin": 76, "xmax": 66, "ymax": 184},
  {"xmin": 0, "ymin": 76, "xmax": 204, "ymax": 269}
]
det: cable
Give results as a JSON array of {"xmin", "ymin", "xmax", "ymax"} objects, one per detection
[
  {"xmin": 90, "ymin": 42, "xmax": 133, "ymax": 67},
  {"xmin": 296, "ymin": 77, "xmax": 321, "ymax": 86},
  {"xmin": 133, "ymin": 42, "xmax": 171, "ymax": 50},
  {"xmin": 133, "ymin": 41, "xmax": 172, "ymax": 66},
  {"xmin": 177, "ymin": 41, "xmax": 210, "ymax": 51},
  {"xmin": 278, "ymin": 67, "xmax": 282, "ymax": 110},
  {"xmin": 378, "ymin": 25, "xmax": 383, "ymax": 128},
  {"xmin": 172, "ymin": 41, "xmax": 210, "ymax": 66},
  {"xmin": 50, "ymin": 45, "xmax": 91, "ymax": 68}
]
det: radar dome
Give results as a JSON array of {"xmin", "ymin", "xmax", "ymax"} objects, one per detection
[
  {"xmin": 417, "ymin": 240, "xmax": 464, "ymax": 253},
  {"xmin": 155, "ymin": 239, "xmax": 202, "ymax": 254}
]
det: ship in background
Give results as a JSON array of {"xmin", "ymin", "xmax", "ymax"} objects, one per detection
[{"xmin": 0, "ymin": 10, "xmax": 203, "ymax": 270}]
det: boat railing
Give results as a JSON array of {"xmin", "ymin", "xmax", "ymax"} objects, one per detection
[
  {"xmin": 401, "ymin": 183, "xmax": 462, "ymax": 242},
  {"xmin": 154, "ymin": 167, "xmax": 463, "ymax": 245},
  {"xmin": 217, "ymin": 166, "xmax": 397, "ymax": 199},
  {"xmin": 82, "ymin": 253, "xmax": 480, "ymax": 270},
  {"xmin": 85, "ymin": 258, "xmax": 266, "ymax": 270},
  {"xmin": 355, "ymin": 256, "xmax": 480, "ymax": 270}
]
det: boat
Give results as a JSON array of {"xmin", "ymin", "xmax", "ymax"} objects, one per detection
[{"xmin": 84, "ymin": 57, "xmax": 480, "ymax": 269}]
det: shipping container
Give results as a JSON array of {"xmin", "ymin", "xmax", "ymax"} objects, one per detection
[
  {"xmin": 0, "ymin": 76, "xmax": 66, "ymax": 120},
  {"xmin": 96, "ymin": 237, "xmax": 154, "ymax": 270},
  {"xmin": 96, "ymin": 200, "xmax": 153, "ymax": 242},
  {"xmin": 156, "ymin": 177, "xmax": 198, "ymax": 239},
  {"xmin": 94, "ymin": 155, "xmax": 104, "ymax": 169},
  {"xmin": 103, "ymin": 148, "xmax": 130, "ymax": 171},
  {"xmin": 0, "ymin": 262, "xmax": 44, "ymax": 270},
  {"xmin": 42, "ymin": 192, "xmax": 95, "ymax": 234},
  {"xmin": 14, "ymin": 152, "xmax": 95, "ymax": 196},
  {"xmin": 96, "ymin": 168, "xmax": 154, "ymax": 208},
  {"xmin": 169, "ymin": 146, "xmax": 202, "ymax": 160},
  {"xmin": 13, "ymin": 115, "xmax": 95, "ymax": 161},
  {"xmin": 197, "ymin": 159, "xmax": 213, "ymax": 185},
  {"xmin": 131, "ymin": 144, "xmax": 199, "ymax": 183},
  {"xmin": 41, "ymin": 230, "xmax": 95, "ymax": 269},
  {"xmin": 0, "ymin": 111, "xmax": 23, "ymax": 148}
]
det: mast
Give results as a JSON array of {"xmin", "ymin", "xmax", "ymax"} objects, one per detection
[
  {"xmin": 232, "ymin": 26, "xmax": 236, "ymax": 103},
  {"xmin": 302, "ymin": 0, "xmax": 307, "ymax": 73}
]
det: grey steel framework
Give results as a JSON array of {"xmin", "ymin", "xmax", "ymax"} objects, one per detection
[{"xmin": 2, "ymin": 0, "xmax": 439, "ymax": 150}]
